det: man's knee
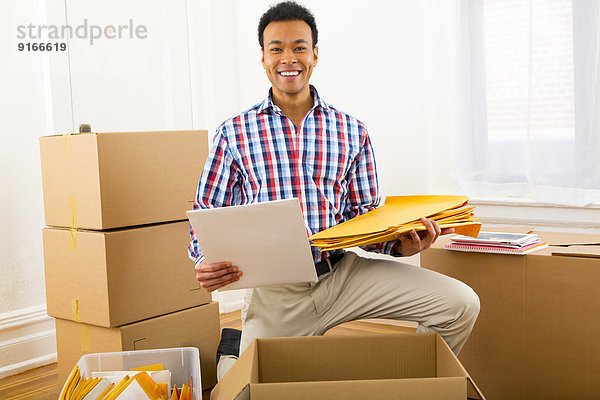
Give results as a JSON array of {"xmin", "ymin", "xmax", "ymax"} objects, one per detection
[
  {"xmin": 457, "ymin": 285, "xmax": 480, "ymax": 322},
  {"xmin": 445, "ymin": 282, "xmax": 480, "ymax": 324}
]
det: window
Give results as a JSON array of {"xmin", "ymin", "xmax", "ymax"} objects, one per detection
[{"xmin": 456, "ymin": 0, "xmax": 600, "ymax": 206}]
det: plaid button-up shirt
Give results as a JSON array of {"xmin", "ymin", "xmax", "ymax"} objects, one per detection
[{"xmin": 189, "ymin": 86, "xmax": 396, "ymax": 266}]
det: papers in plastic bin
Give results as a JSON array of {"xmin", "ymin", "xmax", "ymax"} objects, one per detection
[
  {"xmin": 187, "ymin": 198, "xmax": 317, "ymax": 291},
  {"xmin": 92, "ymin": 370, "xmax": 170, "ymax": 391}
]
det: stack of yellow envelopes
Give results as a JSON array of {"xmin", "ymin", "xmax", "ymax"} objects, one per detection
[
  {"xmin": 59, "ymin": 363, "xmax": 187, "ymax": 400},
  {"xmin": 309, "ymin": 195, "xmax": 481, "ymax": 251}
]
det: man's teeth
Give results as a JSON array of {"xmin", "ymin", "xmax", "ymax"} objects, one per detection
[{"xmin": 280, "ymin": 71, "xmax": 299, "ymax": 76}]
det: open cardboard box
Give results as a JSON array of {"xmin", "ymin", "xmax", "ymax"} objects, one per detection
[
  {"xmin": 421, "ymin": 228, "xmax": 600, "ymax": 400},
  {"xmin": 211, "ymin": 333, "xmax": 485, "ymax": 400},
  {"xmin": 39, "ymin": 129, "xmax": 208, "ymax": 230}
]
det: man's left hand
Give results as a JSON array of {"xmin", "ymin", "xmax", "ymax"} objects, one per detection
[{"xmin": 393, "ymin": 217, "xmax": 454, "ymax": 257}]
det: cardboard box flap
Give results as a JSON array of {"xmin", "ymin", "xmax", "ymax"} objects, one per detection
[
  {"xmin": 210, "ymin": 341, "xmax": 259, "ymax": 400},
  {"xmin": 257, "ymin": 334, "xmax": 437, "ymax": 383},
  {"xmin": 480, "ymin": 225, "xmax": 535, "ymax": 234},
  {"xmin": 435, "ymin": 334, "xmax": 466, "ymax": 377},
  {"xmin": 435, "ymin": 335, "xmax": 486, "ymax": 400},
  {"xmin": 550, "ymin": 245, "xmax": 600, "ymax": 258},
  {"xmin": 531, "ymin": 231, "xmax": 600, "ymax": 258},
  {"xmin": 532, "ymin": 230, "xmax": 600, "ymax": 246},
  {"xmin": 467, "ymin": 377, "xmax": 485, "ymax": 400},
  {"xmin": 246, "ymin": 378, "xmax": 467, "ymax": 400}
]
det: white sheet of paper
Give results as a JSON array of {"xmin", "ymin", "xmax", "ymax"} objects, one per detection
[{"xmin": 187, "ymin": 198, "xmax": 317, "ymax": 291}]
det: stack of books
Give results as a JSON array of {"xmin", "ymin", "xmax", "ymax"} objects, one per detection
[{"xmin": 444, "ymin": 232, "xmax": 549, "ymax": 255}]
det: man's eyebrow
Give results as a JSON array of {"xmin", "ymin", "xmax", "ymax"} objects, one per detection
[{"xmin": 266, "ymin": 39, "xmax": 310, "ymax": 46}]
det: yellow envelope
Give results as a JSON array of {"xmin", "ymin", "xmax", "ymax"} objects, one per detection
[{"xmin": 309, "ymin": 195, "xmax": 481, "ymax": 250}]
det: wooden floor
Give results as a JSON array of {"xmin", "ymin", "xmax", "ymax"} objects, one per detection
[{"xmin": 0, "ymin": 311, "xmax": 415, "ymax": 399}]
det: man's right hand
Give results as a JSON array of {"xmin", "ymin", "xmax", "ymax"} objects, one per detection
[{"xmin": 195, "ymin": 261, "xmax": 242, "ymax": 292}]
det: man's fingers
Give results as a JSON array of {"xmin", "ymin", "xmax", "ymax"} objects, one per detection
[
  {"xmin": 431, "ymin": 220, "xmax": 441, "ymax": 242},
  {"xmin": 197, "ymin": 265, "xmax": 239, "ymax": 281},
  {"xmin": 409, "ymin": 229, "xmax": 420, "ymax": 244},
  {"xmin": 198, "ymin": 261, "xmax": 233, "ymax": 273},
  {"xmin": 201, "ymin": 271, "xmax": 242, "ymax": 289},
  {"xmin": 421, "ymin": 217, "xmax": 436, "ymax": 236},
  {"xmin": 441, "ymin": 227, "xmax": 455, "ymax": 235},
  {"xmin": 202, "ymin": 272, "xmax": 243, "ymax": 292}
]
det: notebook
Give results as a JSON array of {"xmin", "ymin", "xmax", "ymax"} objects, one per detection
[
  {"xmin": 444, "ymin": 240, "xmax": 549, "ymax": 255},
  {"xmin": 449, "ymin": 232, "xmax": 539, "ymax": 247},
  {"xmin": 444, "ymin": 231, "xmax": 548, "ymax": 255},
  {"xmin": 187, "ymin": 198, "xmax": 318, "ymax": 291}
]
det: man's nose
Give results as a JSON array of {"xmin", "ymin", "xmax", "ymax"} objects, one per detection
[{"xmin": 280, "ymin": 49, "xmax": 297, "ymax": 64}]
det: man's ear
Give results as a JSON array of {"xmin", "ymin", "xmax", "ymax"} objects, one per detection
[
  {"xmin": 313, "ymin": 46, "xmax": 319, "ymax": 67},
  {"xmin": 260, "ymin": 48, "xmax": 266, "ymax": 68}
]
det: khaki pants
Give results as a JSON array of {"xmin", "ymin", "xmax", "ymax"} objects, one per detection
[{"xmin": 218, "ymin": 251, "xmax": 480, "ymax": 380}]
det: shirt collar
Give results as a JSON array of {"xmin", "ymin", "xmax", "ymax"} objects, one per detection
[{"xmin": 257, "ymin": 85, "xmax": 332, "ymax": 114}]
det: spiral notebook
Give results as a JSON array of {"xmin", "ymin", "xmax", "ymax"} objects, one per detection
[{"xmin": 444, "ymin": 231, "xmax": 549, "ymax": 255}]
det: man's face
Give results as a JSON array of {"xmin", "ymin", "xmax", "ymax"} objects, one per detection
[{"xmin": 261, "ymin": 20, "xmax": 318, "ymax": 99}]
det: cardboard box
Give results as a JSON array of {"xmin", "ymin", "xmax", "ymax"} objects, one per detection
[
  {"xmin": 43, "ymin": 221, "xmax": 211, "ymax": 327},
  {"xmin": 56, "ymin": 301, "xmax": 220, "ymax": 391},
  {"xmin": 40, "ymin": 130, "xmax": 208, "ymax": 230},
  {"xmin": 421, "ymin": 229, "xmax": 600, "ymax": 400},
  {"xmin": 211, "ymin": 333, "xmax": 485, "ymax": 400}
]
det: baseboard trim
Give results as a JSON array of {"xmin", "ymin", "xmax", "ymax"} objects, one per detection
[
  {"xmin": 0, "ymin": 353, "xmax": 57, "ymax": 380},
  {"xmin": 0, "ymin": 304, "xmax": 57, "ymax": 379},
  {"xmin": 0, "ymin": 305, "xmax": 49, "ymax": 333}
]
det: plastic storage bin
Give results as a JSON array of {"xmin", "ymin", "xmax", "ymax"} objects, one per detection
[{"xmin": 76, "ymin": 347, "xmax": 201, "ymax": 399}]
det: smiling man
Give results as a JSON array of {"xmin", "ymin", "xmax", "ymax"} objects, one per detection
[
  {"xmin": 189, "ymin": 1, "xmax": 480, "ymax": 381},
  {"xmin": 261, "ymin": 18, "xmax": 317, "ymax": 126}
]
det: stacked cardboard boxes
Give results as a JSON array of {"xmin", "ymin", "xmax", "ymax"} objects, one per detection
[{"xmin": 40, "ymin": 129, "xmax": 220, "ymax": 390}]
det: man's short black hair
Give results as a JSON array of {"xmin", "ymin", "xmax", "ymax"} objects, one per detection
[{"xmin": 258, "ymin": 1, "xmax": 318, "ymax": 49}]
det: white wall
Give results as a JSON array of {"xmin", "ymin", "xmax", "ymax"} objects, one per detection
[
  {"xmin": 1, "ymin": 0, "xmax": 598, "ymax": 378},
  {"xmin": 2, "ymin": 0, "xmax": 59, "ymax": 377},
  {"xmin": 1, "ymin": 0, "xmax": 203, "ymax": 378},
  {"xmin": 224, "ymin": 0, "xmax": 457, "ymax": 196}
]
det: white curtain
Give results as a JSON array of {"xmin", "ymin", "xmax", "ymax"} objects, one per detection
[{"xmin": 454, "ymin": 0, "xmax": 600, "ymax": 206}]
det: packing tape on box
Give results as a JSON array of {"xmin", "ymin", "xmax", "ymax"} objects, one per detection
[
  {"xmin": 62, "ymin": 134, "xmax": 70, "ymax": 159},
  {"xmin": 71, "ymin": 298, "xmax": 91, "ymax": 352},
  {"xmin": 69, "ymin": 196, "xmax": 77, "ymax": 228},
  {"xmin": 71, "ymin": 298, "xmax": 81, "ymax": 322},
  {"xmin": 68, "ymin": 197, "xmax": 77, "ymax": 250},
  {"xmin": 80, "ymin": 325, "xmax": 91, "ymax": 353},
  {"xmin": 68, "ymin": 229, "xmax": 77, "ymax": 250}
]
